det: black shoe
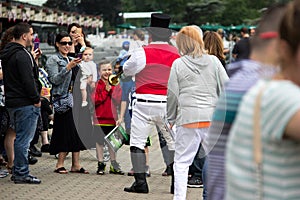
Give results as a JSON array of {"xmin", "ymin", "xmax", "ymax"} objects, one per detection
[
  {"xmin": 11, "ymin": 174, "xmax": 37, "ymax": 181},
  {"xmin": 28, "ymin": 154, "xmax": 38, "ymax": 165},
  {"xmin": 29, "ymin": 146, "xmax": 42, "ymax": 157},
  {"xmin": 162, "ymin": 164, "xmax": 172, "ymax": 176},
  {"xmin": 14, "ymin": 175, "xmax": 41, "ymax": 184},
  {"xmin": 96, "ymin": 161, "xmax": 106, "ymax": 175},
  {"xmin": 127, "ymin": 168, "xmax": 134, "ymax": 176},
  {"xmin": 124, "ymin": 181, "xmax": 149, "ymax": 193},
  {"xmin": 187, "ymin": 177, "xmax": 203, "ymax": 188},
  {"xmin": 41, "ymin": 144, "xmax": 50, "ymax": 153}
]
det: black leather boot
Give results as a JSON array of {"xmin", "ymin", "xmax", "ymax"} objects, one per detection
[
  {"xmin": 170, "ymin": 162, "xmax": 174, "ymax": 194},
  {"xmin": 124, "ymin": 146, "xmax": 149, "ymax": 193},
  {"xmin": 168, "ymin": 150, "xmax": 175, "ymax": 194}
]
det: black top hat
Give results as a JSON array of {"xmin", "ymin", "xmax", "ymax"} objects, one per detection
[{"xmin": 147, "ymin": 13, "xmax": 172, "ymax": 40}]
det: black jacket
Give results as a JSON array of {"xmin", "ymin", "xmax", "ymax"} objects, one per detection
[{"xmin": 0, "ymin": 42, "xmax": 41, "ymax": 108}]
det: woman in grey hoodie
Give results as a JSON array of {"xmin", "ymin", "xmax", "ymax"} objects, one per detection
[{"xmin": 167, "ymin": 26, "xmax": 228, "ymax": 200}]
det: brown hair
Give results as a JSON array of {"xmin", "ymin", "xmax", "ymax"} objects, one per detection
[
  {"xmin": 279, "ymin": 0, "xmax": 300, "ymax": 55},
  {"xmin": 98, "ymin": 59, "xmax": 111, "ymax": 70},
  {"xmin": 0, "ymin": 26, "xmax": 14, "ymax": 51},
  {"xmin": 176, "ymin": 26, "xmax": 206, "ymax": 57},
  {"xmin": 203, "ymin": 31, "xmax": 225, "ymax": 60},
  {"xmin": 250, "ymin": 3, "xmax": 286, "ymax": 51},
  {"xmin": 133, "ymin": 29, "xmax": 145, "ymax": 41}
]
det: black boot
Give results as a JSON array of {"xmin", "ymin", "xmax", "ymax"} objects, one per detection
[
  {"xmin": 124, "ymin": 173, "xmax": 148, "ymax": 193},
  {"xmin": 168, "ymin": 150, "xmax": 175, "ymax": 194},
  {"xmin": 124, "ymin": 146, "xmax": 149, "ymax": 193},
  {"xmin": 170, "ymin": 162, "xmax": 174, "ymax": 194}
]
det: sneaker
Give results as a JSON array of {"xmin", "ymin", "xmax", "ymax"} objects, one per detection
[
  {"xmin": 162, "ymin": 164, "xmax": 172, "ymax": 176},
  {"xmin": 109, "ymin": 160, "xmax": 124, "ymax": 175},
  {"xmin": 0, "ymin": 169, "xmax": 9, "ymax": 178},
  {"xmin": 187, "ymin": 177, "xmax": 203, "ymax": 188},
  {"xmin": 82, "ymin": 101, "xmax": 88, "ymax": 107},
  {"xmin": 29, "ymin": 146, "xmax": 42, "ymax": 157},
  {"xmin": 145, "ymin": 165, "xmax": 151, "ymax": 177},
  {"xmin": 41, "ymin": 144, "xmax": 50, "ymax": 153},
  {"xmin": 97, "ymin": 161, "xmax": 106, "ymax": 175},
  {"xmin": 14, "ymin": 175, "xmax": 41, "ymax": 184}
]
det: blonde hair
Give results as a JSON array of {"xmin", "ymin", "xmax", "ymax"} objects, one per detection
[{"xmin": 176, "ymin": 26, "xmax": 206, "ymax": 57}]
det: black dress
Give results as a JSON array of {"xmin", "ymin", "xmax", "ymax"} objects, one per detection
[
  {"xmin": 71, "ymin": 67, "xmax": 95, "ymax": 149},
  {"xmin": 49, "ymin": 108, "xmax": 86, "ymax": 155},
  {"xmin": 49, "ymin": 66, "xmax": 90, "ymax": 155}
]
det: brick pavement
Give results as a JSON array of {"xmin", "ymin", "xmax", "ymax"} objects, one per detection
[{"xmin": 0, "ymin": 136, "xmax": 202, "ymax": 200}]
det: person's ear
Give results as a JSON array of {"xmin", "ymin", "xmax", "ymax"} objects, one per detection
[{"xmin": 21, "ymin": 33, "xmax": 27, "ymax": 41}]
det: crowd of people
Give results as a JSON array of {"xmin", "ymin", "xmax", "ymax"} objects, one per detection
[{"xmin": 1, "ymin": 0, "xmax": 300, "ymax": 199}]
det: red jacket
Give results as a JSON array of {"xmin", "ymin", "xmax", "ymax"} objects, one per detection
[{"xmin": 91, "ymin": 79, "xmax": 121, "ymax": 125}]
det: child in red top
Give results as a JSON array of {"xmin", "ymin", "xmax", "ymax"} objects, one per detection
[{"xmin": 91, "ymin": 60, "xmax": 123, "ymax": 175}]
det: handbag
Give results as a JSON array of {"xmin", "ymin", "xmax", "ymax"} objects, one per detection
[{"xmin": 53, "ymin": 92, "xmax": 73, "ymax": 114}]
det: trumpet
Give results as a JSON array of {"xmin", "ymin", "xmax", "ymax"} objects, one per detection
[
  {"xmin": 108, "ymin": 55, "xmax": 131, "ymax": 86},
  {"xmin": 108, "ymin": 70, "xmax": 123, "ymax": 86}
]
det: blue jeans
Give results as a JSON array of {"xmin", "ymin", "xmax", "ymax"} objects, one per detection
[
  {"xmin": 189, "ymin": 144, "xmax": 206, "ymax": 178},
  {"xmin": 8, "ymin": 105, "xmax": 40, "ymax": 178},
  {"xmin": 202, "ymin": 159, "xmax": 208, "ymax": 200}
]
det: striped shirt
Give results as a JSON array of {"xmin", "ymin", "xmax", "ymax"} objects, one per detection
[
  {"xmin": 207, "ymin": 60, "xmax": 275, "ymax": 200},
  {"xmin": 226, "ymin": 79, "xmax": 300, "ymax": 199}
]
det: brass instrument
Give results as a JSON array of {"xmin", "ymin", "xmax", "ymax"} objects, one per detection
[
  {"xmin": 108, "ymin": 70, "xmax": 123, "ymax": 86},
  {"xmin": 108, "ymin": 55, "xmax": 131, "ymax": 86}
]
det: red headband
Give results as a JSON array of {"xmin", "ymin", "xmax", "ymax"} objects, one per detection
[{"xmin": 259, "ymin": 32, "xmax": 278, "ymax": 39}]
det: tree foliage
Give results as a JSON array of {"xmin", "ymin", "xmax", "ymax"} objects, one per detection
[{"xmin": 43, "ymin": 0, "xmax": 292, "ymax": 27}]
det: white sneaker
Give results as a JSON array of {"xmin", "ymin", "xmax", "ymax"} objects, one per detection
[{"xmin": 82, "ymin": 101, "xmax": 88, "ymax": 107}]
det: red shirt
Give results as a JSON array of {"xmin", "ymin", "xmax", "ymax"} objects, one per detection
[{"xmin": 91, "ymin": 79, "xmax": 121, "ymax": 125}]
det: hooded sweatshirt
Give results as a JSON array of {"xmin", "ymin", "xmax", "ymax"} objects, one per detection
[
  {"xmin": 0, "ymin": 42, "xmax": 41, "ymax": 108},
  {"xmin": 167, "ymin": 54, "xmax": 229, "ymax": 126}
]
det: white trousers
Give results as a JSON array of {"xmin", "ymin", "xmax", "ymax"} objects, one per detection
[
  {"xmin": 173, "ymin": 126, "xmax": 208, "ymax": 200},
  {"xmin": 130, "ymin": 101, "xmax": 175, "ymax": 151}
]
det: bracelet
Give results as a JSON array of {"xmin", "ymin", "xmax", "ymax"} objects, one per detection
[{"xmin": 80, "ymin": 46, "xmax": 86, "ymax": 52}]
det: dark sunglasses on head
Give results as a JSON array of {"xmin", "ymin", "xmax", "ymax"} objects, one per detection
[{"xmin": 59, "ymin": 41, "xmax": 72, "ymax": 46}]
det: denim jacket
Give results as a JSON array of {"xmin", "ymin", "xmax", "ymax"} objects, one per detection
[{"xmin": 45, "ymin": 53, "xmax": 72, "ymax": 97}]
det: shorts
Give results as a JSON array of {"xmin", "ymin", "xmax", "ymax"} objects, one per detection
[{"xmin": 93, "ymin": 125, "xmax": 115, "ymax": 145}]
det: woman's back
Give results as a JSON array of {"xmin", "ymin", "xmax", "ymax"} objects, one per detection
[{"xmin": 226, "ymin": 79, "xmax": 300, "ymax": 199}]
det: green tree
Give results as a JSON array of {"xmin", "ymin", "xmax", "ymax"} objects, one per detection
[
  {"xmin": 43, "ymin": 0, "xmax": 80, "ymax": 12},
  {"xmin": 43, "ymin": 0, "xmax": 293, "ymax": 28}
]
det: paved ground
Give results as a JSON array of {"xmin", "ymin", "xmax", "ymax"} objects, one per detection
[{"xmin": 0, "ymin": 135, "xmax": 202, "ymax": 200}]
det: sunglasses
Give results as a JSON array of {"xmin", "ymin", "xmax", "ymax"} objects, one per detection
[{"xmin": 59, "ymin": 41, "xmax": 72, "ymax": 46}]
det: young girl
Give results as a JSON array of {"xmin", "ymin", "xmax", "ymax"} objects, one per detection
[
  {"xmin": 91, "ymin": 60, "xmax": 124, "ymax": 175},
  {"xmin": 79, "ymin": 47, "xmax": 97, "ymax": 107}
]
